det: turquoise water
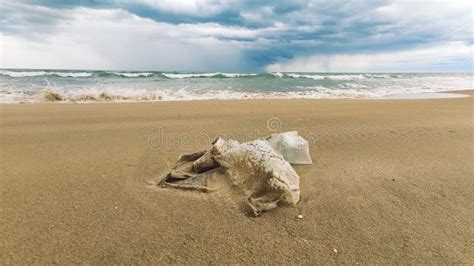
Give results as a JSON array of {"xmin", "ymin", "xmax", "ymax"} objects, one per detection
[{"xmin": 0, "ymin": 69, "xmax": 472, "ymax": 102}]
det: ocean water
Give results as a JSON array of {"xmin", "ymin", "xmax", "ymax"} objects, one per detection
[{"xmin": 0, "ymin": 69, "xmax": 472, "ymax": 103}]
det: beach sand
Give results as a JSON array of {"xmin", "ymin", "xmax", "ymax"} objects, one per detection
[{"xmin": 1, "ymin": 93, "xmax": 473, "ymax": 264}]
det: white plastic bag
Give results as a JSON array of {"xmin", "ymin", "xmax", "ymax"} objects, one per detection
[
  {"xmin": 266, "ymin": 131, "xmax": 313, "ymax": 165},
  {"xmin": 160, "ymin": 131, "xmax": 312, "ymax": 216},
  {"xmin": 163, "ymin": 137, "xmax": 301, "ymax": 215}
]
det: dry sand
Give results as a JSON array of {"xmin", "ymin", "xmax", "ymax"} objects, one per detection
[{"xmin": 1, "ymin": 93, "xmax": 473, "ymax": 263}]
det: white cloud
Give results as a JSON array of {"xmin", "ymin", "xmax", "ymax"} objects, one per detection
[
  {"xmin": 372, "ymin": 0, "xmax": 474, "ymax": 42},
  {"xmin": 0, "ymin": 6, "xmax": 254, "ymax": 71},
  {"xmin": 1, "ymin": 1, "xmax": 473, "ymax": 71},
  {"xmin": 266, "ymin": 42, "xmax": 474, "ymax": 72},
  {"xmin": 139, "ymin": 0, "xmax": 233, "ymax": 16}
]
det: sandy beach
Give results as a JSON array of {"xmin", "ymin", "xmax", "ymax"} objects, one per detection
[{"xmin": 1, "ymin": 93, "xmax": 473, "ymax": 264}]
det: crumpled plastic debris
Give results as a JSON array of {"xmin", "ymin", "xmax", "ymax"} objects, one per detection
[
  {"xmin": 266, "ymin": 131, "xmax": 313, "ymax": 164},
  {"xmin": 159, "ymin": 131, "xmax": 312, "ymax": 216}
]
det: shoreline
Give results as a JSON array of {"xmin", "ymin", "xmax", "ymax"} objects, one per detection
[
  {"xmin": 2, "ymin": 89, "xmax": 472, "ymax": 105},
  {"xmin": 1, "ymin": 95, "xmax": 473, "ymax": 264}
]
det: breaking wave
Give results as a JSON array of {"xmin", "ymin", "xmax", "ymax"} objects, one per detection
[
  {"xmin": 0, "ymin": 70, "xmax": 403, "ymax": 80},
  {"xmin": 0, "ymin": 70, "xmax": 94, "ymax": 78},
  {"xmin": 284, "ymin": 73, "xmax": 399, "ymax": 80},
  {"xmin": 110, "ymin": 72, "xmax": 154, "ymax": 78},
  {"xmin": 0, "ymin": 87, "xmax": 354, "ymax": 103},
  {"xmin": 161, "ymin": 72, "xmax": 258, "ymax": 79},
  {"xmin": 0, "ymin": 86, "xmax": 469, "ymax": 104},
  {"xmin": 1, "ymin": 69, "xmax": 471, "ymax": 103}
]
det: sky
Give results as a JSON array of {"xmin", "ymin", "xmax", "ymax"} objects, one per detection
[{"xmin": 0, "ymin": 0, "xmax": 473, "ymax": 72}]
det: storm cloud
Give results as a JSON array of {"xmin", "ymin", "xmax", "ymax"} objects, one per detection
[{"xmin": 1, "ymin": 0, "xmax": 472, "ymax": 71}]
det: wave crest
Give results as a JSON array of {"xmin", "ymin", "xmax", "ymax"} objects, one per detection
[
  {"xmin": 161, "ymin": 72, "xmax": 257, "ymax": 79},
  {"xmin": 109, "ymin": 72, "xmax": 154, "ymax": 78},
  {"xmin": 0, "ymin": 70, "xmax": 93, "ymax": 78},
  {"xmin": 0, "ymin": 70, "xmax": 404, "ymax": 80}
]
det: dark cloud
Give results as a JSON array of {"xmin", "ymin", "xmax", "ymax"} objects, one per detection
[
  {"xmin": 2, "ymin": 0, "xmax": 472, "ymax": 71},
  {"xmin": 0, "ymin": 2, "xmax": 74, "ymax": 42}
]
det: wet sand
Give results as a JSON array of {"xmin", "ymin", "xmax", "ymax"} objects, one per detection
[{"xmin": 1, "ymin": 94, "xmax": 473, "ymax": 263}]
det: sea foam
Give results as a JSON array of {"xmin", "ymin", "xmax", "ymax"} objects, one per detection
[
  {"xmin": 0, "ymin": 70, "xmax": 471, "ymax": 103},
  {"xmin": 161, "ymin": 72, "xmax": 257, "ymax": 79},
  {"xmin": 0, "ymin": 70, "xmax": 93, "ymax": 78}
]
